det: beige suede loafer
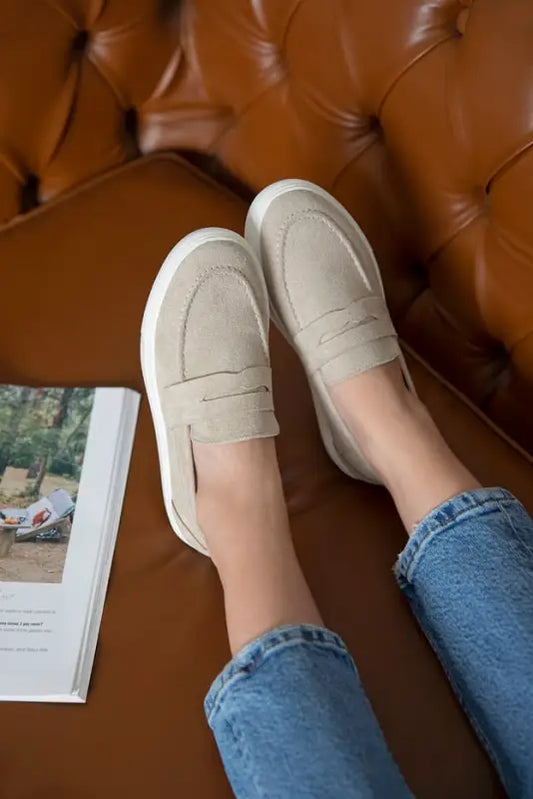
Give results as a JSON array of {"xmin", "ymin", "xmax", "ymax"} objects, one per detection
[
  {"xmin": 245, "ymin": 180, "xmax": 414, "ymax": 484},
  {"xmin": 141, "ymin": 228, "xmax": 279, "ymax": 555}
]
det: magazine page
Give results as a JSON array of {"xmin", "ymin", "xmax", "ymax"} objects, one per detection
[{"xmin": 0, "ymin": 386, "xmax": 134, "ymax": 701}]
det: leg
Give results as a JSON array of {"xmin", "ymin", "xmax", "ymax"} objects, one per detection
[
  {"xmin": 330, "ymin": 359, "xmax": 533, "ymax": 798},
  {"xmin": 142, "ymin": 226, "xmax": 410, "ymax": 798},
  {"xmin": 194, "ymin": 438, "xmax": 322, "ymax": 654},
  {"xmin": 329, "ymin": 360, "xmax": 481, "ymax": 532},
  {"xmin": 196, "ymin": 437, "xmax": 411, "ymax": 798},
  {"xmin": 243, "ymin": 177, "xmax": 533, "ymax": 795}
]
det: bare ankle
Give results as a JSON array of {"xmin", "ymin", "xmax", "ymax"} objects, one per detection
[
  {"xmin": 329, "ymin": 361, "xmax": 481, "ymax": 531},
  {"xmin": 192, "ymin": 437, "xmax": 287, "ymax": 565},
  {"xmin": 191, "ymin": 437, "xmax": 324, "ymax": 652},
  {"xmin": 194, "ymin": 438, "xmax": 279, "ymax": 496},
  {"xmin": 329, "ymin": 361, "xmax": 428, "ymax": 477}
]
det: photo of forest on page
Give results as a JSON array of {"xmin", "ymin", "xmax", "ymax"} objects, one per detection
[{"xmin": 0, "ymin": 387, "xmax": 95, "ymax": 584}]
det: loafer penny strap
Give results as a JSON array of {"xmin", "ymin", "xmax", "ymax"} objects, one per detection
[
  {"xmin": 294, "ymin": 296, "xmax": 399, "ymax": 377},
  {"xmin": 163, "ymin": 365, "xmax": 279, "ymax": 443}
]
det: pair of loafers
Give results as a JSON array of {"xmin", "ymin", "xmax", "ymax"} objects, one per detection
[{"xmin": 141, "ymin": 180, "xmax": 413, "ymax": 555}]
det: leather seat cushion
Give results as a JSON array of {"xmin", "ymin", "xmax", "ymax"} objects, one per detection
[{"xmin": 1, "ymin": 153, "xmax": 531, "ymax": 798}]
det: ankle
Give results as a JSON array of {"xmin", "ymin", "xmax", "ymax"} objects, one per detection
[
  {"xmin": 359, "ymin": 393, "xmax": 440, "ymax": 483},
  {"xmin": 330, "ymin": 367, "xmax": 428, "ymax": 476},
  {"xmin": 193, "ymin": 437, "xmax": 287, "ymax": 566},
  {"xmin": 194, "ymin": 438, "xmax": 280, "ymax": 497},
  {"xmin": 329, "ymin": 365, "xmax": 481, "ymax": 519},
  {"xmin": 192, "ymin": 442, "xmax": 322, "ymax": 657}
]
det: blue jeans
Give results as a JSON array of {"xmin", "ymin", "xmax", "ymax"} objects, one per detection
[{"xmin": 205, "ymin": 488, "xmax": 533, "ymax": 798}]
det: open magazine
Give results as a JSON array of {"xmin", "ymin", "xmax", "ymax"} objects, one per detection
[{"xmin": 0, "ymin": 385, "xmax": 139, "ymax": 702}]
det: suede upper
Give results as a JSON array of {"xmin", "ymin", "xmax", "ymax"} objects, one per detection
[
  {"xmin": 247, "ymin": 182, "xmax": 411, "ymax": 484},
  {"xmin": 150, "ymin": 235, "xmax": 279, "ymax": 553}
]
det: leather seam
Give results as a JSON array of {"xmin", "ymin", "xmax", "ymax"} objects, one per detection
[
  {"xmin": 41, "ymin": 0, "xmax": 78, "ymax": 29},
  {"xmin": 0, "ymin": 151, "xmax": 245, "ymax": 234},
  {"xmin": 0, "ymin": 151, "xmax": 24, "ymax": 183},
  {"xmin": 378, "ymin": 34, "xmax": 453, "ymax": 116},
  {"xmin": 331, "ymin": 136, "xmax": 382, "ymax": 193},
  {"xmin": 86, "ymin": 51, "xmax": 128, "ymax": 110}
]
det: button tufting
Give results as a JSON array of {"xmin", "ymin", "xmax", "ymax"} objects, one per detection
[
  {"xmin": 20, "ymin": 174, "xmax": 39, "ymax": 213},
  {"xmin": 367, "ymin": 116, "xmax": 382, "ymax": 135},
  {"xmin": 345, "ymin": 115, "xmax": 382, "ymax": 141},
  {"xmin": 275, "ymin": 52, "xmax": 289, "ymax": 81},
  {"xmin": 124, "ymin": 108, "xmax": 140, "ymax": 158},
  {"xmin": 72, "ymin": 29, "xmax": 89, "ymax": 54},
  {"xmin": 482, "ymin": 182, "xmax": 492, "ymax": 213},
  {"xmin": 124, "ymin": 107, "xmax": 138, "ymax": 140},
  {"xmin": 410, "ymin": 261, "xmax": 430, "ymax": 293},
  {"xmin": 488, "ymin": 342, "xmax": 511, "ymax": 383}
]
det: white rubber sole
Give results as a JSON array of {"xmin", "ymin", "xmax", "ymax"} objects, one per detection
[
  {"xmin": 140, "ymin": 227, "xmax": 261, "ymax": 556},
  {"xmin": 245, "ymin": 179, "xmax": 415, "ymax": 481}
]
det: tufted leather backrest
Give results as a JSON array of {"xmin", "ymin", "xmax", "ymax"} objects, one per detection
[{"xmin": 1, "ymin": 0, "xmax": 532, "ymax": 452}]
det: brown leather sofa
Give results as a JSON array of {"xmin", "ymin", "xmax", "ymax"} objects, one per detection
[{"xmin": 1, "ymin": 1, "xmax": 532, "ymax": 796}]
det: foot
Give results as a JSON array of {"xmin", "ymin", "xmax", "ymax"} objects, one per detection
[
  {"xmin": 193, "ymin": 437, "xmax": 288, "ymax": 571},
  {"xmin": 329, "ymin": 360, "xmax": 427, "ymax": 480},
  {"xmin": 246, "ymin": 180, "xmax": 480, "ymax": 530},
  {"xmin": 329, "ymin": 359, "xmax": 481, "ymax": 531},
  {"xmin": 141, "ymin": 228, "xmax": 279, "ymax": 556},
  {"xmin": 245, "ymin": 179, "xmax": 415, "ymax": 484}
]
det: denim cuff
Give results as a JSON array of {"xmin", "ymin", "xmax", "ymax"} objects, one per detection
[
  {"xmin": 205, "ymin": 624, "xmax": 352, "ymax": 721},
  {"xmin": 395, "ymin": 487, "xmax": 517, "ymax": 585}
]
